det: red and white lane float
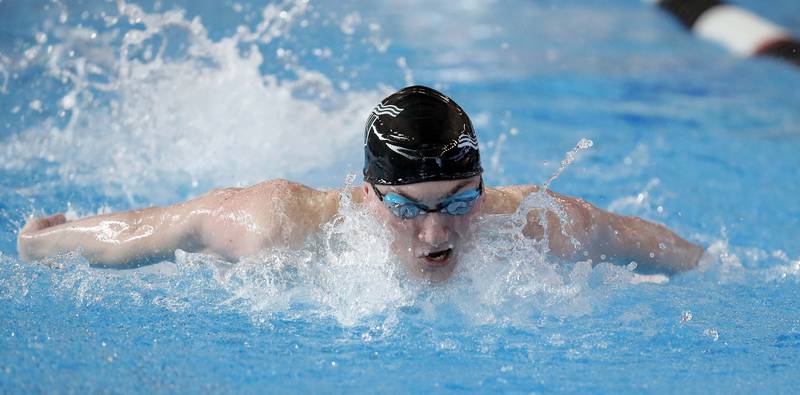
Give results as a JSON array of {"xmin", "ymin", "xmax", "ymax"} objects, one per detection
[{"xmin": 654, "ymin": 0, "xmax": 800, "ymax": 67}]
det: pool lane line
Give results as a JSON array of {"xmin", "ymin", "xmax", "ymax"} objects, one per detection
[{"xmin": 653, "ymin": 0, "xmax": 800, "ymax": 67}]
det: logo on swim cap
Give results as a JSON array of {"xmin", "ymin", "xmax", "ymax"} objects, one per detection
[
  {"xmin": 457, "ymin": 131, "xmax": 478, "ymax": 150},
  {"xmin": 372, "ymin": 103, "xmax": 403, "ymax": 117},
  {"xmin": 363, "ymin": 85, "xmax": 482, "ymax": 185}
]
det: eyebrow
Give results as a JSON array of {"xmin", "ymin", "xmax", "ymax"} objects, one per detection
[{"xmin": 387, "ymin": 179, "xmax": 475, "ymax": 202}]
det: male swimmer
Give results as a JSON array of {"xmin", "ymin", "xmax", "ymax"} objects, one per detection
[{"xmin": 17, "ymin": 86, "xmax": 704, "ymax": 281}]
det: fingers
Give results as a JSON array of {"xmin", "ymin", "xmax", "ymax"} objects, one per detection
[
  {"xmin": 21, "ymin": 213, "xmax": 67, "ymax": 234},
  {"xmin": 43, "ymin": 213, "xmax": 67, "ymax": 227}
]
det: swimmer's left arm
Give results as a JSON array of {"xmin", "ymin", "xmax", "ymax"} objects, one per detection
[
  {"xmin": 504, "ymin": 186, "xmax": 703, "ymax": 274},
  {"xmin": 594, "ymin": 209, "xmax": 704, "ymax": 273},
  {"xmin": 552, "ymin": 194, "xmax": 704, "ymax": 273}
]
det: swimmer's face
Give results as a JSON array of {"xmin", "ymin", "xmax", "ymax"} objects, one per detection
[{"xmin": 364, "ymin": 175, "xmax": 483, "ymax": 282}]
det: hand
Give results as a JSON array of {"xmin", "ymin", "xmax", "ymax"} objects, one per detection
[{"xmin": 17, "ymin": 213, "xmax": 68, "ymax": 261}]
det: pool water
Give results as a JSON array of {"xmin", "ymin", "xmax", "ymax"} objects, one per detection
[{"xmin": 1, "ymin": 0, "xmax": 799, "ymax": 393}]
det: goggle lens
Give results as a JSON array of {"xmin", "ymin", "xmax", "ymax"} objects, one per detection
[{"xmin": 377, "ymin": 182, "xmax": 482, "ymax": 219}]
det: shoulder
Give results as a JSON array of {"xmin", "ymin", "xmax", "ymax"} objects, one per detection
[
  {"xmin": 228, "ymin": 179, "xmax": 332, "ymax": 219},
  {"xmin": 193, "ymin": 179, "xmax": 344, "ymax": 257},
  {"xmin": 481, "ymin": 184, "xmax": 540, "ymax": 214},
  {"xmin": 205, "ymin": 179, "xmax": 321, "ymax": 207},
  {"xmin": 248, "ymin": 178, "xmax": 317, "ymax": 197},
  {"xmin": 482, "ymin": 184, "xmax": 594, "ymax": 217}
]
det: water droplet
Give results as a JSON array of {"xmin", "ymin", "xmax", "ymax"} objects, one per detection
[
  {"xmin": 438, "ymin": 339, "xmax": 457, "ymax": 350},
  {"xmin": 680, "ymin": 311, "xmax": 692, "ymax": 323},
  {"xmin": 623, "ymin": 157, "xmax": 633, "ymax": 165},
  {"xmin": 658, "ymin": 243, "xmax": 666, "ymax": 250},
  {"xmin": 649, "ymin": 252, "xmax": 655, "ymax": 258},
  {"xmin": 626, "ymin": 261, "xmax": 638, "ymax": 271},
  {"xmin": 340, "ymin": 12, "xmax": 361, "ymax": 35},
  {"xmin": 703, "ymin": 328, "xmax": 719, "ymax": 341},
  {"xmin": 61, "ymin": 93, "xmax": 76, "ymax": 110}
]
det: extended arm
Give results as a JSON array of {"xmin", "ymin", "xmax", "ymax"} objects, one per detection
[
  {"xmin": 536, "ymin": 191, "xmax": 703, "ymax": 274},
  {"xmin": 17, "ymin": 202, "xmax": 204, "ymax": 266},
  {"xmin": 589, "ymin": 208, "xmax": 703, "ymax": 273},
  {"xmin": 16, "ymin": 180, "xmax": 342, "ymax": 266}
]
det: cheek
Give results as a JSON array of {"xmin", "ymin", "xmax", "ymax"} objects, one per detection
[
  {"xmin": 387, "ymin": 217, "xmax": 416, "ymax": 240},
  {"xmin": 451, "ymin": 213, "xmax": 477, "ymax": 236},
  {"xmin": 388, "ymin": 221, "xmax": 418, "ymax": 258},
  {"xmin": 373, "ymin": 207, "xmax": 417, "ymax": 243}
]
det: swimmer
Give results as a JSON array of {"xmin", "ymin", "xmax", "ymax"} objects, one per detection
[{"xmin": 16, "ymin": 85, "xmax": 704, "ymax": 281}]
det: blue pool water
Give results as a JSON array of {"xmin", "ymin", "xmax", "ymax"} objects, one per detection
[{"xmin": 2, "ymin": 0, "xmax": 799, "ymax": 393}]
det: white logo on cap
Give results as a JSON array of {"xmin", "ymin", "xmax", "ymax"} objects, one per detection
[{"xmin": 372, "ymin": 103, "xmax": 403, "ymax": 117}]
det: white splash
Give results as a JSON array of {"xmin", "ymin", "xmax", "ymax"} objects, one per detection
[
  {"xmin": 542, "ymin": 138, "xmax": 593, "ymax": 191},
  {"xmin": 1, "ymin": 0, "xmax": 382, "ymax": 205}
]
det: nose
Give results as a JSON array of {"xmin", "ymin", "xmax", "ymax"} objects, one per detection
[{"xmin": 417, "ymin": 213, "xmax": 450, "ymax": 246}]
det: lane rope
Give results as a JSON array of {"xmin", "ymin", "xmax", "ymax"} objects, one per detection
[{"xmin": 654, "ymin": 0, "xmax": 800, "ymax": 67}]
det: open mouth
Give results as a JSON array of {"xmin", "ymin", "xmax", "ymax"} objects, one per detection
[{"xmin": 421, "ymin": 248, "xmax": 453, "ymax": 267}]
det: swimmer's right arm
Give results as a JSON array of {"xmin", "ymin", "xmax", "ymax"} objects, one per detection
[
  {"xmin": 16, "ymin": 201, "xmax": 206, "ymax": 266},
  {"xmin": 16, "ymin": 180, "xmax": 345, "ymax": 265}
]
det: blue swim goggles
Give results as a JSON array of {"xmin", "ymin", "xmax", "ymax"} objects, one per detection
[{"xmin": 372, "ymin": 180, "xmax": 483, "ymax": 220}]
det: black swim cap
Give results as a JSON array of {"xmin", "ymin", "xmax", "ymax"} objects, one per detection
[{"xmin": 363, "ymin": 85, "xmax": 482, "ymax": 185}]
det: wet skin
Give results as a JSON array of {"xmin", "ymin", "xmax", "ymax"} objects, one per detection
[
  {"xmin": 363, "ymin": 177, "xmax": 484, "ymax": 282},
  {"xmin": 17, "ymin": 177, "xmax": 704, "ymax": 279}
]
